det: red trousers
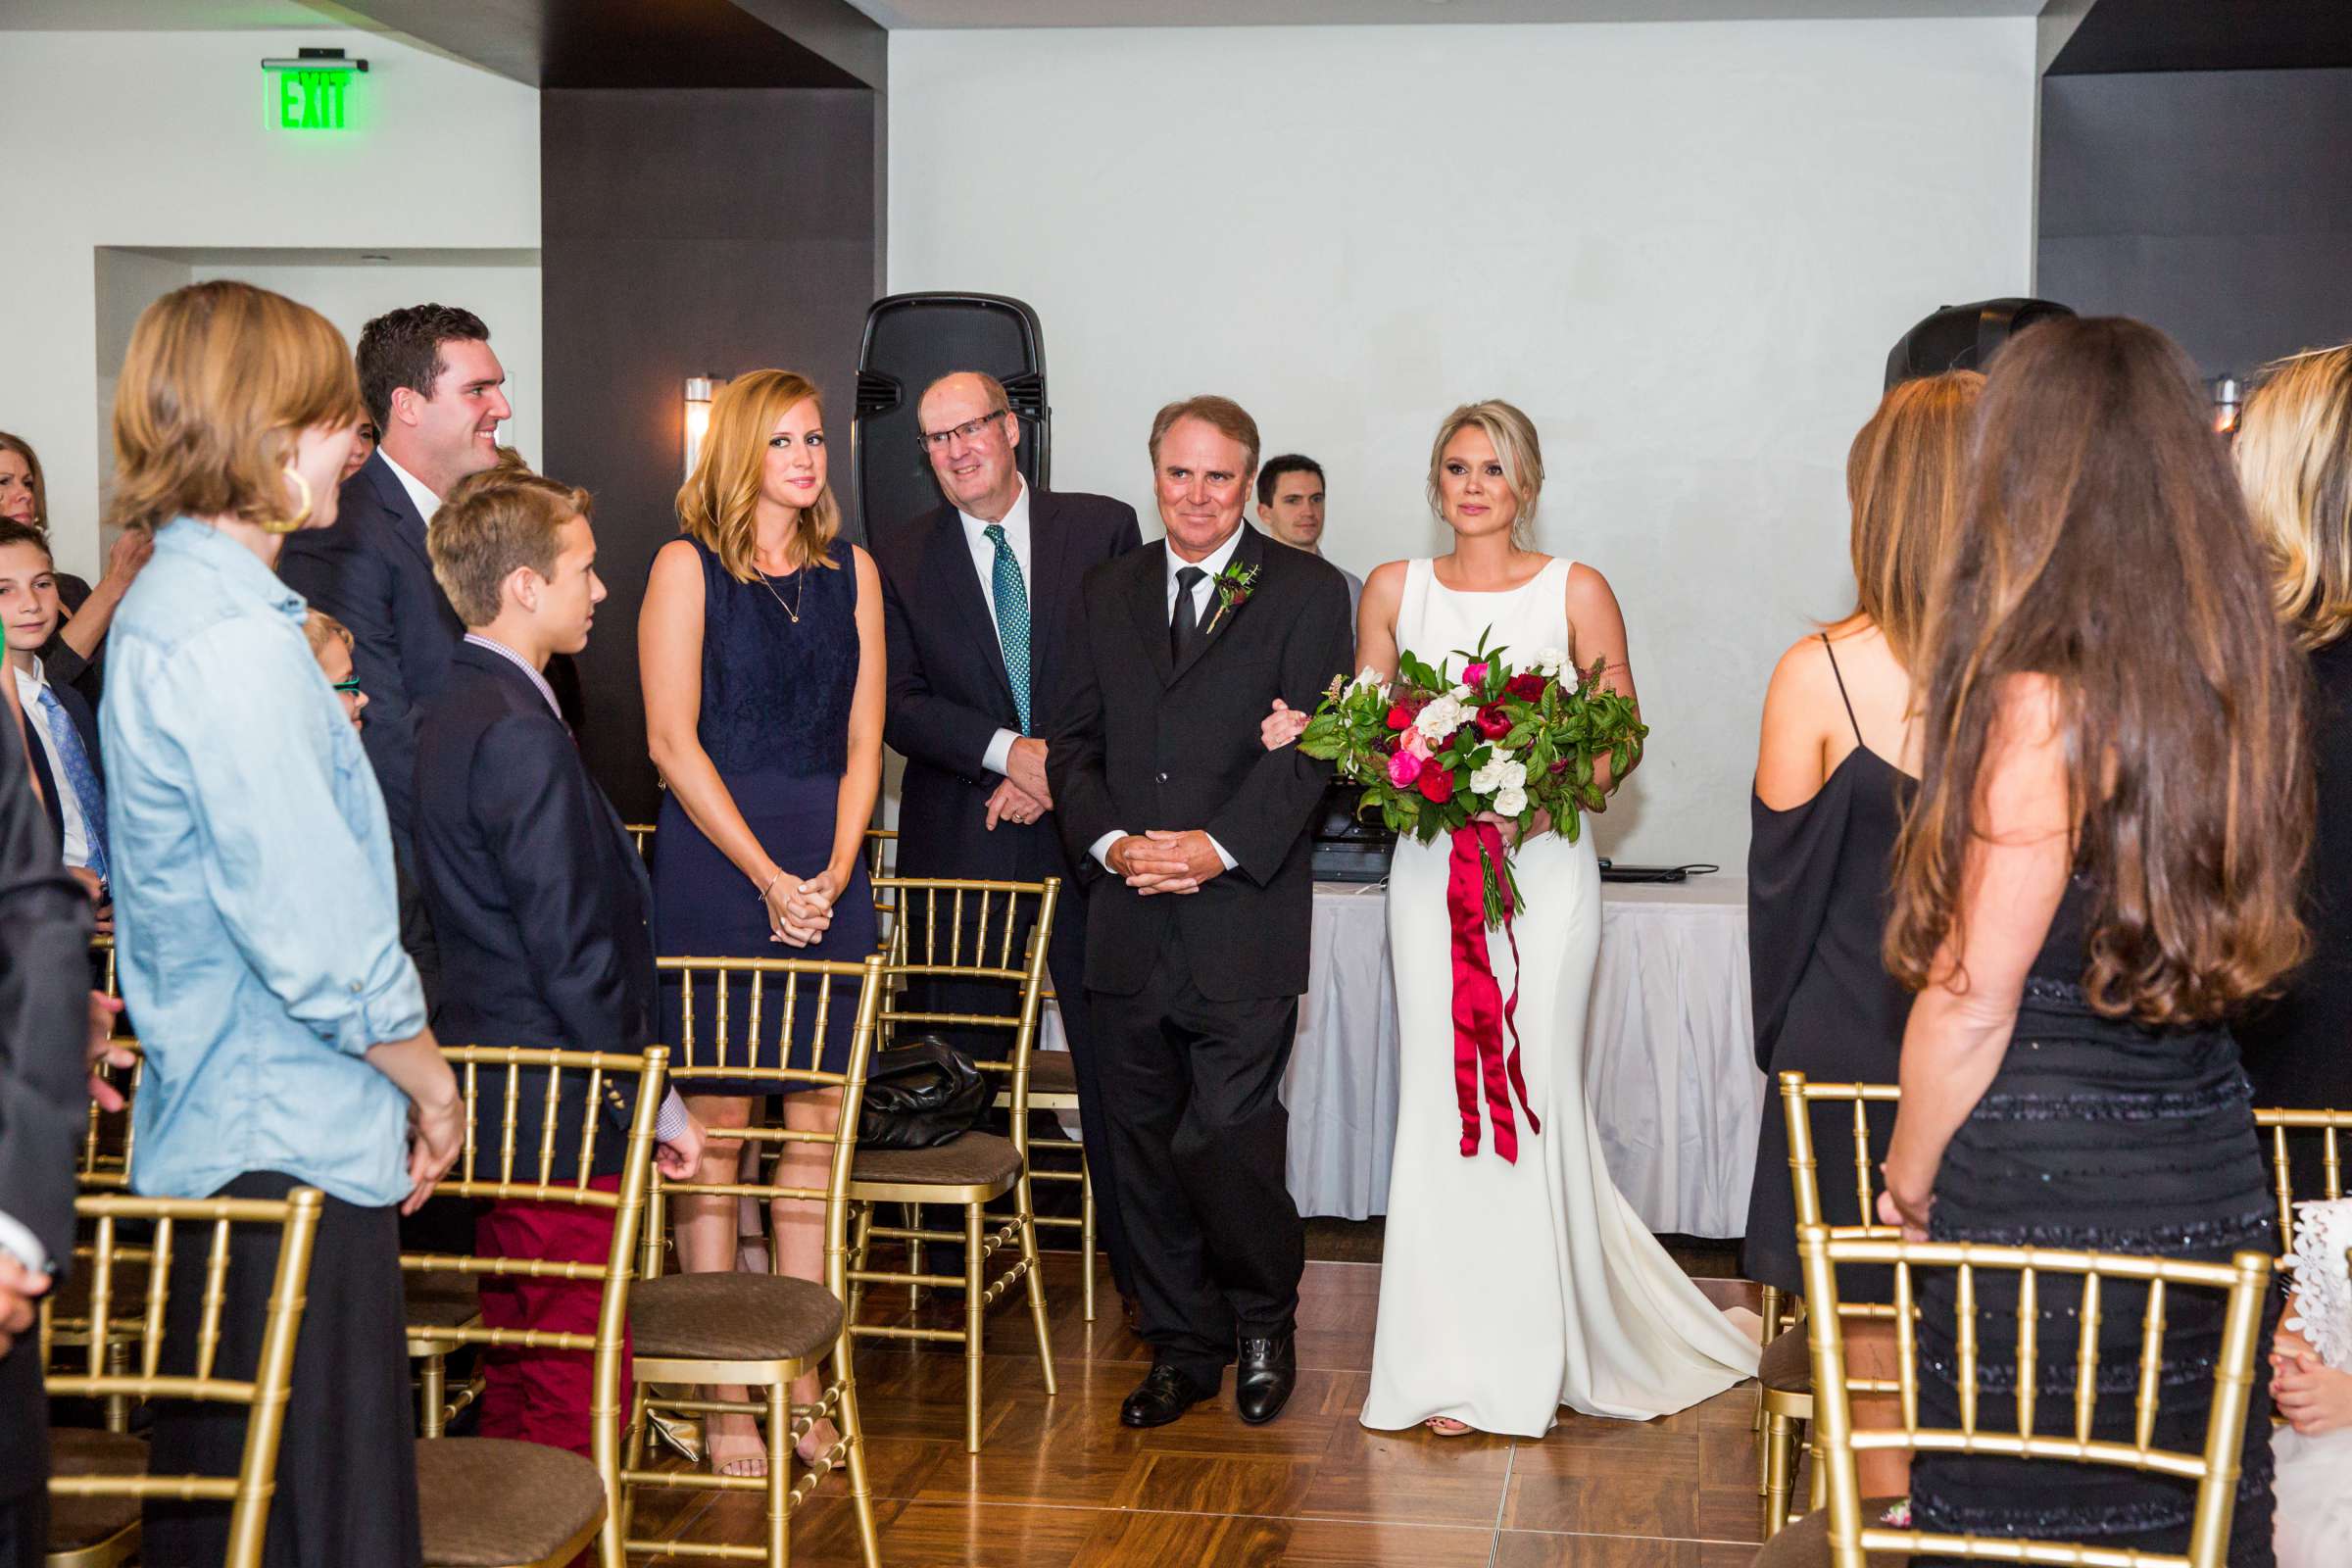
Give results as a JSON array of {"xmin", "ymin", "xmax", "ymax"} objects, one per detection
[{"xmin": 475, "ymin": 1174, "xmax": 633, "ymax": 1458}]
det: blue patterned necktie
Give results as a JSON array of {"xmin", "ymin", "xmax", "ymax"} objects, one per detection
[
  {"xmin": 35, "ymin": 686, "xmax": 108, "ymax": 882},
  {"xmin": 984, "ymin": 522, "xmax": 1032, "ymax": 732}
]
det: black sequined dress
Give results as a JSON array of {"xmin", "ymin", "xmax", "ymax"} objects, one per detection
[{"xmin": 1911, "ymin": 881, "xmax": 2279, "ymax": 1564}]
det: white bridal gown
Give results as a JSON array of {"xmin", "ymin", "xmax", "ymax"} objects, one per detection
[{"xmin": 1360, "ymin": 558, "xmax": 1759, "ymax": 1436}]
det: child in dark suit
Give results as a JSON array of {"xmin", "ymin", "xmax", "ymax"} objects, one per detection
[{"xmin": 414, "ymin": 467, "xmax": 701, "ymax": 1455}]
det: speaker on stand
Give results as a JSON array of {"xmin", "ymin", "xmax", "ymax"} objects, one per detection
[
  {"xmin": 1885, "ymin": 297, "xmax": 2075, "ymax": 391},
  {"xmin": 853, "ymin": 292, "xmax": 1050, "ymax": 553}
]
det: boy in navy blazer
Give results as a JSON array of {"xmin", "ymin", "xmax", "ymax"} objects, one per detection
[
  {"xmin": 414, "ymin": 467, "xmax": 701, "ymax": 1456},
  {"xmin": 0, "ymin": 522, "xmax": 109, "ymax": 929}
]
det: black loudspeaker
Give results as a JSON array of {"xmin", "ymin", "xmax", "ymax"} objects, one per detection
[
  {"xmin": 854, "ymin": 293, "xmax": 1050, "ymax": 551},
  {"xmin": 1885, "ymin": 297, "xmax": 2076, "ymax": 391}
]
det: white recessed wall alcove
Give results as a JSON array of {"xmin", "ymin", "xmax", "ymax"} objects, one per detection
[{"xmin": 91, "ymin": 246, "xmax": 545, "ymax": 543}]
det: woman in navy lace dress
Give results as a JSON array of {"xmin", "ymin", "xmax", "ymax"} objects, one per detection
[
  {"xmin": 1880, "ymin": 318, "xmax": 2310, "ymax": 1563},
  {"xmin": 640, "ymin": 368, "xmax": 884, "ymax": 1476}
]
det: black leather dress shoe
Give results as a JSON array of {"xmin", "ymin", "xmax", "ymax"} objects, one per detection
[
  {"xmin": 1234, "ymin": 1333, "xmax": 1297, "ymax": 1425},
  {"xmin": 1119, "ymin": 1363, "xmax": 1214, "ymax": 1429}
]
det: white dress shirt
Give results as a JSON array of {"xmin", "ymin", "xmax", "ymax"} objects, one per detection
[
  {"xmin": 957, "ymin": 478, "xmax": 1032, "ymax": 777},
  {"xmin": 1088, "ymin": 527, "xmax": 1246, "ymax": 876},
  {"xmin": 14, "ymin": 657, "xmax": 92, "ymax": 869},
  {"xmin": 380, "ymin": 448, "xmax": 443, "ymax": 526}
]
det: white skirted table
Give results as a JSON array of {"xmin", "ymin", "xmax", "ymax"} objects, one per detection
[{"xmin": 1282, "ymin": 875, "xmax": 1764, "ymax": 1237}]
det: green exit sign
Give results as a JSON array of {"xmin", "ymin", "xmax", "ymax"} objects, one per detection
[
  {"xmin": 277, "ymin": 70, "xmax": 352, "ymax": 130},
  {"xmin": 262, "ymin": 50, "xmax": 367, "ymax": 133}
]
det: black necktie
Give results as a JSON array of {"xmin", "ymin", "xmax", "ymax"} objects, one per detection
[{"xmin": 1170, "ymin": 566, "xmax": 1206, "ymax": 663}]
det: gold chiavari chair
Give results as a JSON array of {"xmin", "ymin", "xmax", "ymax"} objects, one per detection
[
  {"xmin": 1759, "ymin": 1072, "xmax": 1902, "ymax": 1538},
  {"xmin": 1757, "ymin": 1224, "xmax": 2273, "ymax": 1568},
  {"xmin": 2254, "ymin": 1106, "xmax": 2352, "ymax": 1254},
  {"xmin": 846, "ymin": 874, "xmax": 1059, "ymax": 1454},
  {"xmin": 54, "ymin": 1042, "xmax": 148, "ymax": 1441},
  {"xmin": 402, "ymin": 1044, "xmax": 670, "ymax": 1568},
  {"xmin": 1007, "ymin": 999, "xmax": 1100, "ymax": 1322},
  {"xmin": 41, "ymin": 1187, "xmax": 326, "ymax": 1568},
  {"xmin": 621, "ymin": 953, "xmax": 885, "ymax": 1568}
]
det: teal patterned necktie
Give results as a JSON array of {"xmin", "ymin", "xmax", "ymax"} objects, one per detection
[{"xmin": 984, "ymin": 522, "xmax": 1032, "ymax": 732}]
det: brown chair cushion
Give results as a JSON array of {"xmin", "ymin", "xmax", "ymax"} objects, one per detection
[
  {"xmin": 406, "ymin": 1269, "xmax": 483, "ymax": 1330},
  {"xmin": 1751, "ymin": 1501, "xmax": 1913, "ymax": 1565},
  {"xmin": 47, "ymin": 1428, "xmax": 145, "ymax": 1553},
  {"xmin": 853, "ymin": 1131, "xmax": 1022, "ymax": 1190},
  {"xmin": 1022, "ymin": 1051, "xmax": 1077, "ymax": 1098},
  {"xmin": 630, "ymin": 1271, "xmax": 844, "ymax": 1363},
  {"xmin": 1758, "ymin": 1324, "xmax": 1812, "ymax": 1396},
  {"xmin": 416, "ymin": 1437, "xmax": 604, "ymax": 1568}
]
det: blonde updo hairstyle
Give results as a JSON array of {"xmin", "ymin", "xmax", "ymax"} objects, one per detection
[
  {"xmin": 2235, "ymin": 343, "xmax": 2352, "ymax": 653},
  {"xmin": 1427, "ymin": 400, "xmax": 1544, "ymax": 544}
]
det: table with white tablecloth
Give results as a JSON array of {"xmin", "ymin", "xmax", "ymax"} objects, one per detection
[{"xmin": 1282, "ymin": 875, "xmax": 1765, "ymax": 1238}]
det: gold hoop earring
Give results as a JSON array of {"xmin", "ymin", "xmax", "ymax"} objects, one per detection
[{"xmin": 263, "ymin": 469, "xmax": 315, "ymax": 535}]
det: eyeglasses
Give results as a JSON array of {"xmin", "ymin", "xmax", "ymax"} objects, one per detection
[
  {"xmin": 915, "ymin": 410, "xmax": 1010, "ymax": 453},
  {"xmin": 331, "ymin": 678, "xmax": 362, "ymax": 694}
]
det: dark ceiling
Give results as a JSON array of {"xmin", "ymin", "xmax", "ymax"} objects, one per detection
[
  {"xmin": 2049, "ymin": 0, "xmax": 2352, "ymax": 74},
  {"xmin": 323, "ymin": 0, "xmax": 884, "ymax": 90}
]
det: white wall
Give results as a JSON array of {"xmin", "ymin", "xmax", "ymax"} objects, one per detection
[
  {"xmin": 0, "ymin": 30, "xmax": 540, "ymax": 579},
  {"xmin": 889, "ymin": 19, "xmax": 2036, "ymax": 866},
  {"xmin": 185, "ymin": 257, "xmax": 544, "ymax": 466}
]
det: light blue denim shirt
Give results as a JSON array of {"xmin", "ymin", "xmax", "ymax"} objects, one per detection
[{"xmin": 101, "ymin": 518, "xmax": 425, "ymax": 1207}]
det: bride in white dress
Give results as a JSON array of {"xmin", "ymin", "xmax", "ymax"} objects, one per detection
[{"xmin": 1269, "ymin": 401, "xmax": 1755, "ymax": 1436}]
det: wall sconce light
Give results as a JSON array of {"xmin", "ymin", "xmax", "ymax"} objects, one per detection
[{"xmin": 683, "ymin": 375, "xmax": 723, "ymax": 479}]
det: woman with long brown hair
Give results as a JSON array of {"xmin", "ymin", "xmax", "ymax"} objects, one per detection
[
  {"xmin": 1740, "ymin": 369, "xmax": 1982, "ymax": 1497},
  {"xmin": 1880, "ymin": 317, "xmax": 2309, "ymax": 1561},
  {"xmin": 638, "ymin": 368, "xmax": 884, "ymax": 1477}
]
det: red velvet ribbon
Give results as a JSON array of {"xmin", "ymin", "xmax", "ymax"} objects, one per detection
[{"xmin": 1446, "ymin": 821, "xmax": 1540, "ymax": 1162}]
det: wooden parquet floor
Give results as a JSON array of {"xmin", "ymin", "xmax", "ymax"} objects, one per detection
[{"xmin": 636, "ymin": 1252, "xmax": 1772, "ymax": 1566}]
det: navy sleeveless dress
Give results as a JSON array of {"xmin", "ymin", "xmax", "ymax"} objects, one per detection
[
  {"xmin": 651, "ymin": 535, "xmax": 875, "ymax": 1094},
  {"xmin": 1910, "ymin": 882, "xmax": 2278, "ymax": 1564}
]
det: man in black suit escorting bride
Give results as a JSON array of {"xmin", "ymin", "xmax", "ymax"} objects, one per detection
[{"xmin": 1048, "ymin": 395, "xmax": 1352, "ymax": 1428}]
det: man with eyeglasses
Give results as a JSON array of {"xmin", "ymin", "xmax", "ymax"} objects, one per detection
[{"xmin": 875, "ymin": 370, "xmax": 1146, "ymax": 1327}]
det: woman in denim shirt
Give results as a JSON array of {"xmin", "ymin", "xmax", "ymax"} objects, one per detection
[{"xmin": 99, "ymin": 280, "xmax": 462, "ymax": 1568}]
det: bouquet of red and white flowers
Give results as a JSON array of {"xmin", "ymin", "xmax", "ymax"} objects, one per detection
[
  {"xmin": 1297, "ymin": 629, "xmax": 1645, "ymax": 1163},
  {"xmin": 1297, "ymin": 628, "xmax": 1646, "ymax": 927}
]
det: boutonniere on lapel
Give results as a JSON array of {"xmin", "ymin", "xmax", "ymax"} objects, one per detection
[{"xmin": 1202, "ymin": 561, "xmax": 1261, "ymax": 637}]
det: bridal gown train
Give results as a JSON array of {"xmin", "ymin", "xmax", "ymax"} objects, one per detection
[{"xmin": 1360, "ymin": 558, "xmax": 1758, "ymax": 1436}]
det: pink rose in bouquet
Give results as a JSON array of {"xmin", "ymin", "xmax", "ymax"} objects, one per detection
[{"xmin": 1387, "ymin": 749, "xmax": 1424, "ymax": 788}]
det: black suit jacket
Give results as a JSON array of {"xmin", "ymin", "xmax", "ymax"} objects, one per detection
[
  {"xmin": 0, "ymin": 702, "xmax": 89, "ymax": 1500},
  {"xmin": 878, "ymin": 487, "xmax": 1142, "ymax": 885},
  {"xmin": 1048, "ymin": 525, "xmax": 1352, "ymax": 1001},
  {"xmin": 412, "ymin": 644, "xmax": 652, "ymax": 1178},
  {"xmin": 279, "ymin": 452, "xmax": 465, "ymax": 857},
  {"xmin": 21, "ymin": 674, "xmax": 100, "ymax": 863}
]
